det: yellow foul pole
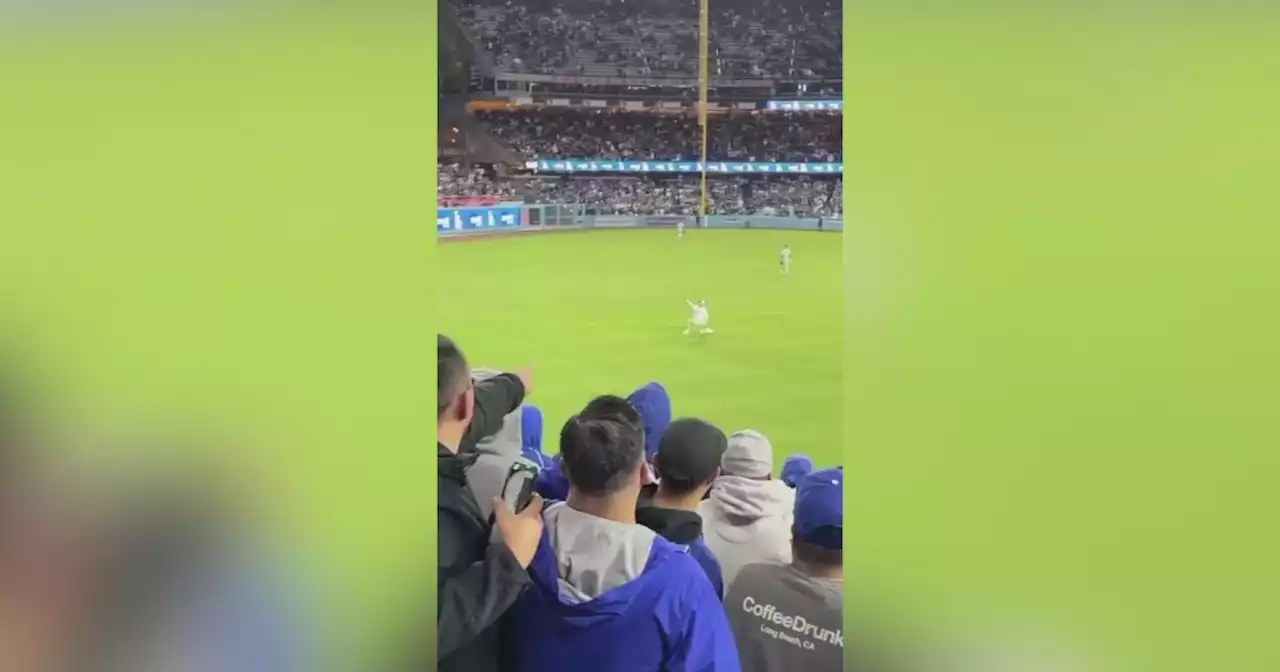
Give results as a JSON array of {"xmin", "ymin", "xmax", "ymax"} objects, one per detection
[{"xmin": 698, "ymin": 0, "xmax": 710, "ymax": 221}]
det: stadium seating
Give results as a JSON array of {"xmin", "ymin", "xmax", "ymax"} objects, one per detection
[{"xmin": 455, "ymin": 0, "xmax": 841, "ymax": 79}]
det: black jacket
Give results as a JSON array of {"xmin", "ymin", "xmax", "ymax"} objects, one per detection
[
  {"xmin": 460, "ymin": 373, "xmax": 526, "ymax": 455},
  {"xmin": 437, "ymin": 373, "xmax": 529, "ymax": 672},
  {"xmin": 636, "ymin": 501, "xmax": 726, "ymax": 598}
]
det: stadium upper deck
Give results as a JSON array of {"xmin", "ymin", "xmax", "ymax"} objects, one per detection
[{"xmin": 453, "ymin": 0, "xmax": 841, "ymax": 81}]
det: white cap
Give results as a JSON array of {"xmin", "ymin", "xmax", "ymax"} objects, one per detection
[{"xmin": 721, "ymin": 430, "xmax": 773, "ymax": 478}]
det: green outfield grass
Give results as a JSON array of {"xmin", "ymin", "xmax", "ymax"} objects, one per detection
[{"xmin": 438, "ymin": 229, "xmax": 844, "ymax": 467}]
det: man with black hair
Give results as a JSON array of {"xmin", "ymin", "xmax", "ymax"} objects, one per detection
[
  {"xmin": 726, "ymin": 467, "xmax": 845, "ymax": 672},
  {"xmin": 506, "ymin": 397, "xmax": 739, "ymax": 671},
  {"xmin": 437, "ymin": 334, "xmax": 544, "ymax": 672},
  {"xmin": 637, "ymin": 416, "xmax": 728, "ymax": 597},
  {"xmin": 531, "ymin": 389, "xmax": 663, "ymax": 502}
]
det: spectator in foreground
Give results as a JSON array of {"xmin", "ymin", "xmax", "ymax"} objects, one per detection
[
  {"xmin": 698, "ymin": 430, "xmax": 796, "ymax": 590},
  {"xmin": 520, "ymin": 404, "xmax": 549, "ymax": 468},
  {"xmin": 507, "ymin": 398, "xmax": 739, "ymax": 671},
  {"xmin": 437, "ymin": 335, "xmax": 544, "ymax": 672},
  {"xmin": 638, "ymin": 417, "xmax": 729, "ymax": 598},
  {"xmin": 726, "ymin": 467, "xmax": 845, "ymax": 672},
  {"xmin": 466, "ymin": 369, "xmax": 539, "ymax": 522},
  {"xmin": 781, "ymin": 452, "xmax": 815, "ymax": 488},
  {"xmin": 626, "ymin": 381, "xmax": 673, "ymax": 463},
  {"xmin": 533, "ymin": 382, "xmax": 669, "ymax": 502}
]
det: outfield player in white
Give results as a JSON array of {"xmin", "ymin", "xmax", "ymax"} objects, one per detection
[
  {"xmin": 684, "ymin": 299, "xmax": 712, "ymax": 335},
  {"xmin": 677, "ymin": 220, "xmax": 686, "ymax": 239},
  {"xmin": 780, "ymin": 244, "xmax": 792, "ymax": 274}
]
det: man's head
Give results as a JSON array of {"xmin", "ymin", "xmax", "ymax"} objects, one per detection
[
  {"xmin": 437, "ymin": 334, "xmax": 474, "ymax": 451},
  {"xmin": 652, "ymin": 417, "xmax": 727, "ymax": 503},
  {"xmin": 781, "ymin": 453, "xmax": 815, "ymax": 488},
  {"xmin": 560, "ymin": 396, "xmax": 646, "ymax": 498},
  {"xmin": 792, "ymin": 467, "xmax": 843, "ymax": 572},
  {"xmin": 720, "ymin": 430, "xmax": 773, "ymax": 480},
  {"xmin": 581, "ymin": 394, "xmax": 643, "ymax": 430}
]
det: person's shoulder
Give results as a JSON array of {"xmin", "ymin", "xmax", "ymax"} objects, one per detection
[
  {"xmin": 649, "ymin": 536, "xmax": 706, "ymax": 578},
  {"xmin": 727, "ymin": 561, "xmax": 790, "ymax": 592},
  {"xmin": 647, "ymin": 539, "xmax": 721, "ymax": 600}
]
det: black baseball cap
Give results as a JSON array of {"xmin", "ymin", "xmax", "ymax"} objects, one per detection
[{"xmin": 653, "ymin": 417, "xmax": 728, "ymax": 488}]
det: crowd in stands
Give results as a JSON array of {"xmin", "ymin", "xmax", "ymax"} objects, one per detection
[
  {"xmin": 437, "ymin": 168, "xmax": 843, "ymax": 218},
  {"xmin": 437, "ymin": 335, "xmax": 845, "ymax": 672},
  {"xmin": 475, "ymin": 109, "xmax": 841, "ymax": 163},
  {"xmin": 455, "ymin": 0, "xmax": 841, "ymax": 79},
  {"xmin": 524, "ymin": 175, "xmax": 843, "ymax": 218},
  {"xmin": 439, "ymin": 163, "xmax": 524, "ymax": 200}
]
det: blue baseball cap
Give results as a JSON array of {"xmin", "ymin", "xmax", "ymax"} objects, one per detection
[
  {"xmin": 794, "ymin": 467, "xmax": 843, "ymax": 550},
  {"xmin": 781, "ymin": 453, "xmax": 814, "ymax": 487}
]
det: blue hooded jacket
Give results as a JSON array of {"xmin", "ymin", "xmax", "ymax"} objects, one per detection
[
  {"xmin": 520, "ymin": 404, "xmax": 552, "ymax": 469},
  {"xmin": 627, "ymin": 381, "xmax": 673, "ymax": 462},
  {"xmin": 507, "ymin": 503, "xmax": 740, "ymax": 672},
  {"xmin": 533, "ymin": 382, "xmax": 673, "ymax": 502}
]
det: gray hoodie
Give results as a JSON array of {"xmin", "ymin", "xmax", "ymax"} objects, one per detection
[
  {"xmin": 465, "ymin": 369, "xmax": 525, "ymax": 524},
  {"xmin": 696, "ymin": 475, "xmax": 795, "ymax": 591}
]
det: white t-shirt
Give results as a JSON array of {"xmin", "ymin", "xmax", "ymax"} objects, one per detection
[
  {"xmin": 690, "ymin": 303, "xmax": 709, "ymax": 325},
  {"xmin": 781, "ymin": 248, "xmax": 792, "ymax": 263}
]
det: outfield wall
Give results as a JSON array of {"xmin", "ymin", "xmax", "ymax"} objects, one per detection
[{"xmin": 437, "ymin": 203, "xmax": 842, "ymax": 238}]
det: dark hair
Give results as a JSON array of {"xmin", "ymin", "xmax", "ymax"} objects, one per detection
[
  {"xmin": 792, "ymin": 533, "xmax": 843, "ymax": 569},
  {"xmin": 437, "ymin": 334, "xmax": 470, "ymax": 418},
  {"xmin": 653, "ymin": 418, "xmax": 727, "ymax": 495},
  {"xmin": 559, "ymin": 412, "xmax": 644, "ymax": 496},
  {"xmin": 581, "ymin": 394, "xmax": 643, "ymax": 429}
]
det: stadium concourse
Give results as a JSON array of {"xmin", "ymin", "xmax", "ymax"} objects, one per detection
[{"xmin": 437, "ymin": 0, "xmax": 846, "ymax": 668}]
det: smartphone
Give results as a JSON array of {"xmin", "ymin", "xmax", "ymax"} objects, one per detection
[{"xmin": 500, "ymin": 458, "xmax": 539, "ymax": 514}]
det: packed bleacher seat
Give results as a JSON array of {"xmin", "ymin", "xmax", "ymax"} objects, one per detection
[
  {"xmin": 524, "ymin": 175, "xmax": 843, "ymax": 218},
  {"xmin": 455, "ymin": 0, "xmax": 841, "ymax": 79},
  {"xmin": 475, "ymin": 109, "xmax": 841, "ymax": 163},
  {"xmin": 438, "ymin": 163, "xmax": 524, "ymax": 200}
]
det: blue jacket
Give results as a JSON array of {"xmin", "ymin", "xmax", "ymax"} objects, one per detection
[
  {"xmin": 533, "ymin": 456, "xmax": 571, "ymax": 502},
  {"xmin": 520, "ymin": 404, "xmax": 553, "ymax": 469},
  {"xmin": 508, "ymin": 504, "xmax": 739, "ymax": 672},
  {"xmin": 627, "ymin": 381, "xmax": 673, "ymax": 461},
  {"xmin": 635, "ymin": 502, "xmax": 725, "ymax": 600},
  {"xmin": 687, "ymin": 537, "xmax": 725, "ymax": 600}
]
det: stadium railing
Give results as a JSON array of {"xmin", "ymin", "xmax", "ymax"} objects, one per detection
[{"xmin": 436, "ymin": 202, "xmax": 843, "ymax": 238}]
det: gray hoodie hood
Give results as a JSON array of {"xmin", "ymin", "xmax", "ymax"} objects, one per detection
[
  {"xmin": 697, "ymin": 476, "xmax": 794, "ymax": 590},
  {"xmin": 705, "ymin": 476, "xmax": 794, "ymax": 533},
  {"xmin": 543, "ymin": 502, "xmax": 657, "ymax": 603}
]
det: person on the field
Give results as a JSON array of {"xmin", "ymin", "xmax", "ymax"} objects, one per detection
[
  {"xmin": 726, "ymin": 468, "xmax": 845, "ymax": 672},
  {"xmin": 506, "ymin": 400, "xmax": 739, "ymax": 672},
  {"xmin": 697, "ymin": 430, "xmax": 796, "ymax": 591},
  {"xmin": 684, "ymin": 299, "xmax": 713, "ymax": 335},
  {"xmin": 780, "ymin": 245, "xmax": 792, "ymax": 274},
  {"xmin": 637, "ymin": 417, "xmax": 729, "ymax": 598}
]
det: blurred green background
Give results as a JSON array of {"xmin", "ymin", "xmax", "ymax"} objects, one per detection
[
  {"xmin": 844, "ymin": 11, "xmax": 1280, "ymax": 671},
  {"xmin": 0, "ymin": 11, "xmax": 436, "ymax": 669}
]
